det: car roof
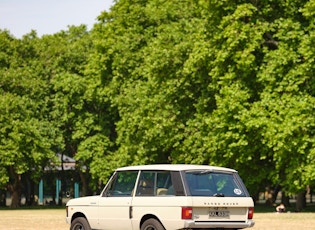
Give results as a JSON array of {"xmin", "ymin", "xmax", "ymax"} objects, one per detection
[{"xmin": 116, "ymin": 164, "xmax": 237, "ymax": 173}]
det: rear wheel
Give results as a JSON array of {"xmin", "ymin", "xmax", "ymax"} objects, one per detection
[
  {"xmin": 141, "ymin": 218, "xmax": 165, "ymax": 230},
  {"xmin": 70, "ymin": 217, "xmax": 91, "ymax": 230}
]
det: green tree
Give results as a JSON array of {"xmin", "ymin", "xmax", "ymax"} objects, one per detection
[
  {"xmin": 0, "ymin": 30, "xmax": 59, "ymax": 207},
  {"xmin": 47, "ymin": 25, "xmax": 118, "ymax": 192},
  {"xmin": 91, "ymin": 0, "xmax": 315, "ymax": 206},
  {"xmin": 251, "ymin": 3, "xmax": 315, "ymax": 208},
  {"xmin": 93, "ymin": 0, "xmax": 207, "ymax": 168}
]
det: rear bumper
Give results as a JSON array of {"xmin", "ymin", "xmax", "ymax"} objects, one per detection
[{"xmin": 184, "ymin": 220, "xmax": 255, "ymax": 229}]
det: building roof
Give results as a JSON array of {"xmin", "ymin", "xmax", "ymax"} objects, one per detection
[{"xmin": 45, "ymin": 153, "xmax": 76, "ymax": 171}]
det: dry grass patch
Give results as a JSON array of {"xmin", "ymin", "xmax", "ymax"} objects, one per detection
[
  {"xmin": 1, "ymin": 209, "xmax": 315, "ymax": 230},
  {"xmin": 0, "ymin": 209, "xmax": 68, "ymax": 230},
  {"xmin": 253, "ymin": 212, "xmax": 315, "ymax": 230}
]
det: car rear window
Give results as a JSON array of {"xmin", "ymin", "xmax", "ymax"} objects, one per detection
[{"xmin": 185, "ymin": 171, "xmax": 247, "ymax": 197}]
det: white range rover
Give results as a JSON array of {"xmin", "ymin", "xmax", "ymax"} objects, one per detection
[{"xmin": 66, "ymin": 164, "xmax": 254, "ymax": 230}]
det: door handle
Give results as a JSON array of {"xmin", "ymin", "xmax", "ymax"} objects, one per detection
[{"xmin": 129, "ymin": 206, "xmax": 133, "ymax": 219}]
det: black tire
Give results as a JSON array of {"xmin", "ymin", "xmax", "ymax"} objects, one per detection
[
  {"xmin": 141, "ymin": 218, "xmax": 165, "ymax": 230},
  {"xmin": 70, "ymin": 217, "xmax": 91, "ymax": 230}
]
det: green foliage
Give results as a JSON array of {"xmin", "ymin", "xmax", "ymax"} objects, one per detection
[
  {"xmin": 0, "ymin": 31, "xmax": 59, "ymax": 189},
  {"xmin": 1, "ymin": 0, "xmax": 315, "ymax": 198},
  {"xmin": 90, "ymin": 0, "xmax": 315, "ymax": 194}
]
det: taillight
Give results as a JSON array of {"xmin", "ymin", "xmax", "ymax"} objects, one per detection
[
  {"xmin": 248, "ymin": 207, "xmax": 254, "ymax": 219},
  {"xmin": 182, "ymin": 207, "xmax": 193, "ymax": 219}
]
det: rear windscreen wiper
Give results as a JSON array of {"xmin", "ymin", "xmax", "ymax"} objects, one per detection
[{"xmin": 213, "ymin": 193, "xmax": 225, "ymax": 197}]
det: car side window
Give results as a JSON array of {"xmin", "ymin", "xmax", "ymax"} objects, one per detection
[
  {"xmin": 104, "ymin": 171, "xmax": 138, "ymax": 197},
  {"xmin": 136, "ymin": 171, "xmax": 174, "ymax": 196}
]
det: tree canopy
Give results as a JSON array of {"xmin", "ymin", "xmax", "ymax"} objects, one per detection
[
  {"xmin": 91, "ymin": 0, "xmax": 315, "ymax": 195},
  {"xmin": 1, "ymin": 0, "xmax": 315, "ymax": 207}
]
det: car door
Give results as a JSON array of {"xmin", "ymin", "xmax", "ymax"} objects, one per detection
[{"xmin": 98, "ymin": 170, "xmax": 138, "ymax": 230}]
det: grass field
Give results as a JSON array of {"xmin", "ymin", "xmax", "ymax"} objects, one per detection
[
  {"xmin": 1, "ymin": 209, "xmax": 315, "ymax": 230},
  {"xmin": 0, "ymin": 209, "xmax": 68, "ymax": 230}
]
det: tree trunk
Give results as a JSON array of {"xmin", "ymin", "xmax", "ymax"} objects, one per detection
[
  {"xmin": 10, "ymin": 189, "xmax": 20, "ymax": 208},
  {"xmin": 281, "ymin": 191, "xmax": 290, "ymax": 207},
  {"xmin": 7, "ymin": 167, "xmax": 22, "ymax": 208},
  {"xmin": 79, "ymin": 170, "xmax": 91, "ymax": 196},
  {"xmin": 272, "ymin": 184, "xmax": 281, "ymax": 204},
  {"xmin": 296, "ymin": 190, "xmax": 307, "ymax": 212},
  {"xmin": 0, "ymin": 191, "xmax": 6, "ymax": 206},
  {"xmin": 252, "ymin": 192, "xmax": 260, "ymax": 205}
]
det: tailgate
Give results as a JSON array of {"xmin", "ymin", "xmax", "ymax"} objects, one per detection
[{"xmin": 191, "ymin": 197, "xmax": 253, "ymax": 222}]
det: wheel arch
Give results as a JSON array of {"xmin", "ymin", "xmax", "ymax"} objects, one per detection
[
  {"xmin": 71, "ymin": 212, "xmax": 87, "ymax": 223},
  {"xmin": 140, "ymin": 214, "xmax": 165, "ymax": 229}
]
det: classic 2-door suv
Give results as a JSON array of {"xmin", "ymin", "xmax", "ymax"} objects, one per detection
[{"xmin": 66, "ymin": 164, "xmax": 254, "ymax": 230}]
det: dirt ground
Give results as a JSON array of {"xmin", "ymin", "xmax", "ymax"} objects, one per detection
[
  {"xmin": 0, "ymin": 209, "xmax": 315, "ymax": 230},
  {"xmin": 253, "ymin": 212, "xmax": 315, "ymax": 230},
  {"xmin": 0, "ymin": 209, "xmax": 68, "ymax": 230}
]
